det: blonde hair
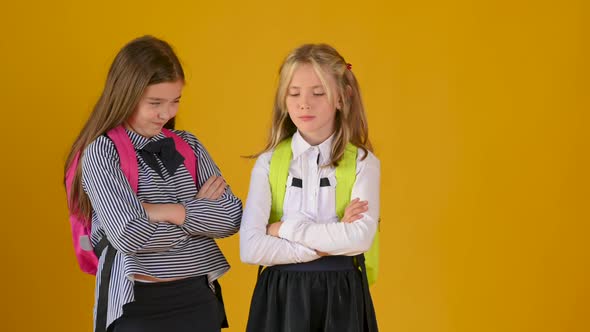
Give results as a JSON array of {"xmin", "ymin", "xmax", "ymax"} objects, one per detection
[
  {"xmin": 64, "ymin": 35, "xmax": 184, "ymax": 222},
  {"xmin": 256, "ymin": 43, "xmax": 372, "ymax": 166}
]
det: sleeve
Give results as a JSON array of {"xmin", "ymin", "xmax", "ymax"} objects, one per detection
[
  {"xmin": 177, "ymin": 131, "xmax": 243, "ymax": 239},
  {"xmin": 278, "ymin": 151, "xmax": 381, "ymax": 256},
  {"xmin": 240, "ymin": 151, "xmax": 321, "ymax": 266},
  {"xmin": 81, "ymin": 137, "xmax": 190, "ymax": 254}
]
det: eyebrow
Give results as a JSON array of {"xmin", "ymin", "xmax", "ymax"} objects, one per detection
[
  {"xmin": 288, "ymin": 85, "xmax": 324, "ymax": 89},
  {"xmin": 146, "ymin": 95, "xmax": 182, "ymax": 101}
]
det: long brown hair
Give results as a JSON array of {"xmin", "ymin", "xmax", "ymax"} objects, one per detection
[
  {"xmin": 64, "ymin": 35, "xmax": 184, "ymax": 221},
  {"xmin": 255, "ymin": 43, "xmax": 372, "ymax": 166}
]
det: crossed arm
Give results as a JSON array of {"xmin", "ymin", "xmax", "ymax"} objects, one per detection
[{"xmin": 239, "ymin": 151, "xmax": 380, "ymax": 266}]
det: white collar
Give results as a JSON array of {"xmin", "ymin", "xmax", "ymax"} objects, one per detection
[{"xmin": 291, "ymin": 130, "xmax": 335, "ymax": 165}]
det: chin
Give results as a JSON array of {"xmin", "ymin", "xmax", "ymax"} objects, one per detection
[
  {"xmin": 296, "ymin": 122, "xmax": 315, "ymax": 131},
  {"xmin": 143, "ymin": 129, "xmax": 160, "ymax": 138},
  {"xmin": 300, "ymin": 127, "xmax": 322, "ymax": 135}
]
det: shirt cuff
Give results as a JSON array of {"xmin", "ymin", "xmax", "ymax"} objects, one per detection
[{"xmin": 178, "ymin": 200, "xmax": 192, "ymax": 233}]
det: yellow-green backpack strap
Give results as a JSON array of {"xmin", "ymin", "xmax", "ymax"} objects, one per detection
[
  {"xmin": 335, "ymin": 143, "xmax": 358, "ymax": 219},
  {"xmin": 336, "ymin": 144, "xmax": 379, "ymax": 285},
  {"xmin": 268, "ymin": 138, "xmax": 293, "ymax": 224},
  {"xmin": 364, "ymin": 225, "xmax": 380, "ymax": 285}
]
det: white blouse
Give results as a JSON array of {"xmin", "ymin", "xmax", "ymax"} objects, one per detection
[{"xmin": 240, "ymin": 131, "xmax": 380, "ymax": 266}]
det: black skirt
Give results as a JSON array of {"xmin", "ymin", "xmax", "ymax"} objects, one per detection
[
  {"xmin": 109, "ymin": 276, "xmax": 227, "ymax": 332},
  {"xmin": 246, "ymin": 256, "xmax": 378, "ymax": 332}
]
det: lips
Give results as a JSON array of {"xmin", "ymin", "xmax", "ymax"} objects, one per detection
[{"xmin": 299, "ymin": 116, "xmax": 315, "ymax": 122}]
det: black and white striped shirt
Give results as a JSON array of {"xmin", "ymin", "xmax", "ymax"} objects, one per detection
[{"xmin": 81, "ymin": 128, "xmax": 242, "ymax": 330}]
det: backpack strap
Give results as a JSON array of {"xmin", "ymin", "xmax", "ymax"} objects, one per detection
[
  {"xmin": 106, "ymin": 126, "xmax": 198, "ymax": 188},
  {"xmin": 94, "ymin": 236, "xmax": 117, "ymax": 332},
  {"xmin": 162, "ymin": 128, "xmax": 197, "ymax": 183},
  {"xmin": 65, "ymin": 152, "xmax": 80, "ymax": 200},
  {"xmin": 335, "ymin": 143, "xmax": 358, "ymax": 219},
  {"xmin": 267, "ymin": 139, "xmax": 381, "ymax": 283},
  {"xmin": 268, "ymin": 138, "xmax": 358, "ymax": 222},
  {"xmin": 268, "ymin": 138, "xmax": 293, "ymax": 224},
  {"xmin": 66, "ymin": 161, "xmax": 99, "ymax": 275},
  {"xmin": 106, "ymin": 126, "xmax": 139, "ymax": 192},
  {"xmin": 335, "ymin": 146, "xmax": 380, "ymax": 285}
]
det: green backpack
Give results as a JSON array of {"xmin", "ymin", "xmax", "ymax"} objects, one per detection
[{"xmin": 268, "ymin": 137, "xmax": 380, "ymax": 285}]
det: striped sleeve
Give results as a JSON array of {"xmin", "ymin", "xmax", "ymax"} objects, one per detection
[
  {"xmin": 81, "ymin": 137, "xmax": 190, "ymax": 254},
  {"xmin": 178, "ymin": 132, "xmax": 242, "ymax": 239}
]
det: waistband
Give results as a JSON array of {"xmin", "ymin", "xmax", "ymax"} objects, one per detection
[{"xmin": 268, "ymin": 256, "xmax": 356, "ymax": 272}]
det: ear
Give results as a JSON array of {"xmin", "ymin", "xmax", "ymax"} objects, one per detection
[
  {"xmin": 337, "ymin": 85, "xmax": 353, "ymax": 110},
  {"xmin": 345, "ymin": 84, "xmax": 353, "ymax": 97}
]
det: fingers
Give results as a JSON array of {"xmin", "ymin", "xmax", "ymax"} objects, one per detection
[
  {"xmin": 347, "ymin": 201, "xmax": 368, "ymax": 215},
  {"xmin": 349, "ymin": 198, "xmax": 360, "ymax": 205},
  {"xmin": 342, "ymin": 198, "xmax": 369, "ymax": 223},
  {"xmin": 196, "ymin": 175, "xmax": 217, "ymax": 198},
  {"xmin": 211, "ymin": 178, "xmax": 227, "ymax": 200},
  {"xmin": 342, "ymin": 214, "xmax": 364, "ymax": 223},
  {"xmin": 196, "ymin": 175, "xmax": 226, "ymax": 200}
]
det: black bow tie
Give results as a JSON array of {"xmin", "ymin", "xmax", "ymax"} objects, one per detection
[{"xmin": 138, "ymin": 137, "xmax": 185, "ymax": 178}]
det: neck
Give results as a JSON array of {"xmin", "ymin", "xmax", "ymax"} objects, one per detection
[
  {"xmin": 124, "ymin": 122, "xmax": 158, "ymax": 139},
  {"xmin": 299, "ymin": 130, "xmax": 334, "ymax": 146}
]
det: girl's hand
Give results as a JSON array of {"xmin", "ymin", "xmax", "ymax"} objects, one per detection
[
  {"xmin": 315, "ymin": 250, "xmax": 330, "ymax": 256},
  {"xmin": 196, "ymin": 175, "xmax": 226, "ymax": 200},
  {"xmin": 142, "ymin": 202, "xmax": 186, "ymax": 226},
  {"xmin": 341, "ymin": 198, "xmax": 368, "ymax": 223},
  {"xmin": 266, "ymin": 221, "xmax": 283, "ymax": 237}
]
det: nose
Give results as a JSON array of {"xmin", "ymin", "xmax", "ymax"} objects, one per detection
[
  {"xmin": 157, "ymin": 112, "xmax": 169, "ymax": 121},
  {"xmin": 299, "ymin": 103, "xmax": 310, "ymax": 110},
  {"xmin": 158, "ymin": 105, "xmax": 174, "ymax": 120}
]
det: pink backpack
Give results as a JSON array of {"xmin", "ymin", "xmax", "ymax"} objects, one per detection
[{"xmin": 65, "ymin": 125, "xmax": 197, "ymax": 275}]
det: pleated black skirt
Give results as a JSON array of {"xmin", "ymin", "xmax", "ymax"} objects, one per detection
[
  {"xmin": 109, "ymin": 276, "xmax": 227, "ymax": 332},
  {"xmin": 246, "ymin": 256, "xmax": 378, "ymax": 332}
]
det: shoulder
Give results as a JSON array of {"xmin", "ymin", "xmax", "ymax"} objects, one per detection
[
  {"xmin": 169, "ymin": 129, "xmax": 199, "ymax": 146},
  {"xmin": 356, "ymin": 148, "xmax": 380, "ymax": 172},
  {"xmin": 253, "ymin": 150, "xmax": 273, "ymax": 173},
  {"xmin": 169, "ymin": 129, "xmax": 204, "ymax": 152},
  {"xmin": 83, "ymin": 135, "xmax": 118, "ymax": 164}
]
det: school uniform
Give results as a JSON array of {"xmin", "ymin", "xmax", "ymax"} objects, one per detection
[
  {"xmin": 240, "ymin": 131, "xmax": 380, "ymax": 332},
  {"xmin": 81, "ymin": 128, "xmax": 242, "ymax": 332}
]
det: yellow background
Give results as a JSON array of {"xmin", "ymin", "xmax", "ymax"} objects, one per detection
[{"xmin": 1, "ymin": 0, "xmax": 588, "ymax": 331}]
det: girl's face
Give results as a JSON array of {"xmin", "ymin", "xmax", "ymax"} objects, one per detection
[
  {"xmin": 286, "ymin": 63, "xmax": 340, "ymax": 145},
  {"xmin": 126, "ymin": 80, "xmax": 184, "ymax": 138}
]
